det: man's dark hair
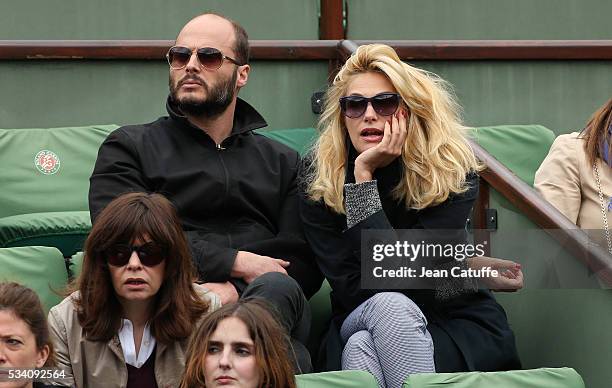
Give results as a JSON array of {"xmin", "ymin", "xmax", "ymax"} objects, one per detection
[{"xmin": 205, "ymin": 12, "xmax": 249, "ymax": 65}]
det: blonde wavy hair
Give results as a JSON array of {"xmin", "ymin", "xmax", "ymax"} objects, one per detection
[{"xmin": 305, "ymin": 44, "xmax": 480, "ymax": 214}]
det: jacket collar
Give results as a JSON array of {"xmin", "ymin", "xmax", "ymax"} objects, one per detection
[
  {"xmin": 108, "ymin": 335, "xmax": 125, "ymax": 361},
  {"xmin": 166, "ymin": 95, "xmax": 268, "ymax": 136}
]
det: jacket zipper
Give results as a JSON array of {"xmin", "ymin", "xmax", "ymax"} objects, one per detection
[{"xmin": 215, "ymin": 141, "xmax": 232, "ymax": 246}]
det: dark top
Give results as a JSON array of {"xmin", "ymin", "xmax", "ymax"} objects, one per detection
[
  {"xmin": 33, "ymin": 383, "xmax": 67, "ymax": 388},
  {"xmin": 126, "ymin": 348, "xmax": 158, "ymax": 388},
  {"xmin": 89, "ymin": 96, "xmax": 322, "ymax": 298},
  {"xmin": 298, "ymin": 149, "xmax": 521, "ymax": 372}
]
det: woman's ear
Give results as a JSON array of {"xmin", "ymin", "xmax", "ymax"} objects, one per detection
[{"xmin": 35, "ymin": 345, "xmax": 50, "ymax": 368}]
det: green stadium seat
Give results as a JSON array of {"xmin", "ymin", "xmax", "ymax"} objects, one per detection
[
  {"xmin": 0, "ymin": 125, "xmax": 118, "ymax": 257},
  {"xmin": 0, "ymin": 246, "xmax": 68, "ymax": 311},
  {"xmin": 257, "ymin": 127, "xmax": 318, "ymax": 156},
  {"xmin": 403, "ymin": 367, "xmax": 585, "ymax": 388},
  {"xmin": 0, "ymin": 211, "xmax": 91, "ymax": 258},
  {"xmin": 296, "ymin": 370, "xmax": 378, "ymax": 387},
  {"xmin": 469, "ymin": 124, "xmax": 556, "ymax": 186},
  {"xmin": 306, "ymin": 279, "xmax": 332, "ymax": 356},
  {"xmin": 70, "ymin": 251, "xmax": 84, "ymax": 279}
]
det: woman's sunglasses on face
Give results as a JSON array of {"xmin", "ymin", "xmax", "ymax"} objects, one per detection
[
  {"xmin": 105, "ymin": 242, "xmax": 166, "ymax": 267},
  {"xmin": 339, "ymin": 92, "xmax": 401, "ymax": 119},
  {"xmin": 166, "ymin": 46, "xmax": 243, "ymax": 70}
]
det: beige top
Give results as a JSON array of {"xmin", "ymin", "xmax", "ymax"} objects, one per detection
[
  {"xmin": 535, "ymin": 132, "xmax": 612, "ymax": 240},
  {"xmin": 48, "ymin": 284, "xmax": 221, "ymax": 388}
]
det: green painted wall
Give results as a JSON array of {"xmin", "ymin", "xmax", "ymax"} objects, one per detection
[
  {"xmin": 347, "ymin": 0, "xmax": 612, "ymax": 135},
  {"xmin": 347, "ymin": 0, "xmax": 612, "ymax": 39},
  {"xmin": 3, "ymin": 0, "xmax": 610, "ymax": 133},
  {"xmin": 489, "ymin": 190, "xmax": 612, "ymax": 388},
  {"xmin": 4, "ymin": 58, "xmax": 608, "ymax": 134},
  {"xmin": 0, "ymin": 60, "xmax": 328, "ymax": 130},
  {"xmin": 413, "ymin": 61, "xmax": 612, "ymax": 135},
  {"xmin": 0, "ymin": 0, "xmax": 320, "ymax": 39},
  {"xmin": 0, "ymin": 0, "xmax": 325, "ymax": 130}
]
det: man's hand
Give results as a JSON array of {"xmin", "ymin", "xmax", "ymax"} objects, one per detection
[
  {"xmin": 467, "ymin": 256, "xmax": 523, "ymax": 292},
  {"xmin": 231, "ymin": 251, "xmax": 290, "ymax": 283},
  {"xmin": 202, "ymin": 281, "xmax": 239, "ymax": 305}
]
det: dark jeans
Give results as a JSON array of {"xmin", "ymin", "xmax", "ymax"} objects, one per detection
[{"xmin": 238, "ymin": 272, "xmax": 312, "ymax": 374}]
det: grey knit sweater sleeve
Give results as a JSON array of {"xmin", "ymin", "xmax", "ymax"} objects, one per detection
[
  {"xmin": 344, "ymin": 179, "xmax": 477, "ymax": 300},
  {"xmin": 344, "ymin": 180, "xmax": 383, "ymax": 228}
]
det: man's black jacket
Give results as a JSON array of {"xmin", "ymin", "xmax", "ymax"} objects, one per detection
[{"xmin": 89, "ymin": 97, "xmax": 322, "ymax": 298}]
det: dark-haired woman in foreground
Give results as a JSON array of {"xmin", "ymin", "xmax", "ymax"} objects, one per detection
[
  {"xmin": 48, "ymin": 192, "xmax": 220, "ymax": 388},
  {"xmin": 299, "ymin": 44, "xmax": 522, "ymax": 387},
  {"xmin": 0, "ymin": 282, "xmax": 58, "ymax": 388},
  {"xmin": 180, "ymin": 299, "xmax": 296, "ymax": 388}
]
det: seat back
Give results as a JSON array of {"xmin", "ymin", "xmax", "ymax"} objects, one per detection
[
  {"xmin": 469, "ymin": 124, "xmax": 555, "ymax": 186},
  {"xmin": 257, "ymin": 127, "xmax": 318, "ymax": 156},
  {"xmin": 403, "ymin": 367, "xmax": 585, "ymax": 388},
  {"xmin": 296, "ymin": 370, "xmax": 378, "ymax": 388},
  {"xmin": 0, "ymin": 125, "xmax": 118, "ymax": 218},
  {"xmin": 0, "ymin": 246, "xmax": 68, "ymax": 311}
]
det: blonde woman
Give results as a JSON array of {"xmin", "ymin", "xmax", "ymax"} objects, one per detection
[{"xmin": 299, "ymin": 44, "xmax": 521, "ymax": 387}]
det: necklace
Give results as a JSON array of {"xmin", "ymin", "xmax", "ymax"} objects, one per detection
[{"xmin": 593, "ymin": 162, "xmax": 612, "ymax": 255}]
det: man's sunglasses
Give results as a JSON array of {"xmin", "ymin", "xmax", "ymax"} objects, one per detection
[
  {"xmin": 105, "ymin": 242, "xmax": 166, "ymax": 267},
  {"xmin": 166, "ymin": 46, "xmax": 243, "ymax": 70},
  {"xmin": 339, "ymin": 93, "xmax": 401, "ymax": 119}
]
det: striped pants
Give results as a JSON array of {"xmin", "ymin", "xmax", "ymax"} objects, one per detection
[{"xmin": 340, "ymin": 292, "xmax": 435, "ymax": 388}]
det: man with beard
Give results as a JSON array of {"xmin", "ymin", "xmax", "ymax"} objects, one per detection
[{"xmin": 88, "ymin": 13, "xmax": 321, "ymax": 373}]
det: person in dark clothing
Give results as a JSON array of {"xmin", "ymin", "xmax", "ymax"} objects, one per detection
[
  {"xmin": 88, "ymin": 13, "xmax": 321, "ymax": 373},
  {"xmin": 299, "ymin": 44, "xmax": 522, "ymax": 387}
]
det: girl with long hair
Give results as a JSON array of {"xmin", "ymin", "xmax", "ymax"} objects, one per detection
[{"xmin": 180, "ymin": 299, "xmax": 296, "ymax": 388}]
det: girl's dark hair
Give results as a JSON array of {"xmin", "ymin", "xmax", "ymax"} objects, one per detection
[
  {"xmin": 180, "ymin": 299, "xmax": 297, "ymax": 388},
  {"xmin": 74, "ymin": 192, "xmax": 209, "ymax": 343},
  {"xmin": 0, "ymin": 282, "xmax": 55, "ymax": 366},
  {"xmin": 583, "ymin": 98, "xmax": 612, "ymax": 165}
]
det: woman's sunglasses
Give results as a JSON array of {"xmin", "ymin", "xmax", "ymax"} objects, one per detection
[
  {"xmin": 166, "ymin": 46, "xmax": 243, "ymax": 70},
  {"xmin": 105, "ymin": 242, "xmax": 166, "ymax": 267},
  {"xmin": 339, "ymin": 93, "xmax": 401, "ymax": 119}
]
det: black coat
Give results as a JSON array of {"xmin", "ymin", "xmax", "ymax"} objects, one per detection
[
  {"xmin": 298, "ymin": 150, "xmax": 521, "ymax": 372},
  {"xmin": 33, "ymin": 382, "xmax": 67, "ymax": 388},
  {"xmin": 89, "ymin": 97, "xmax": 323, "ymax": 298}
]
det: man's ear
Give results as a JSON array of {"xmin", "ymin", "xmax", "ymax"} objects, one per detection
[{"xmin": 236, "ymin": 64, "xmax": 250, "ymax": 89}]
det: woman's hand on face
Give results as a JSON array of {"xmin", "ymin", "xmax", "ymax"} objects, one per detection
[
  {"xmin": 354, "ymin": 109, "xmax": 408, "ymax": 183},
  {"xmin": 467, "ymin": 256, "xmax": 524, "ymax": 292}
]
